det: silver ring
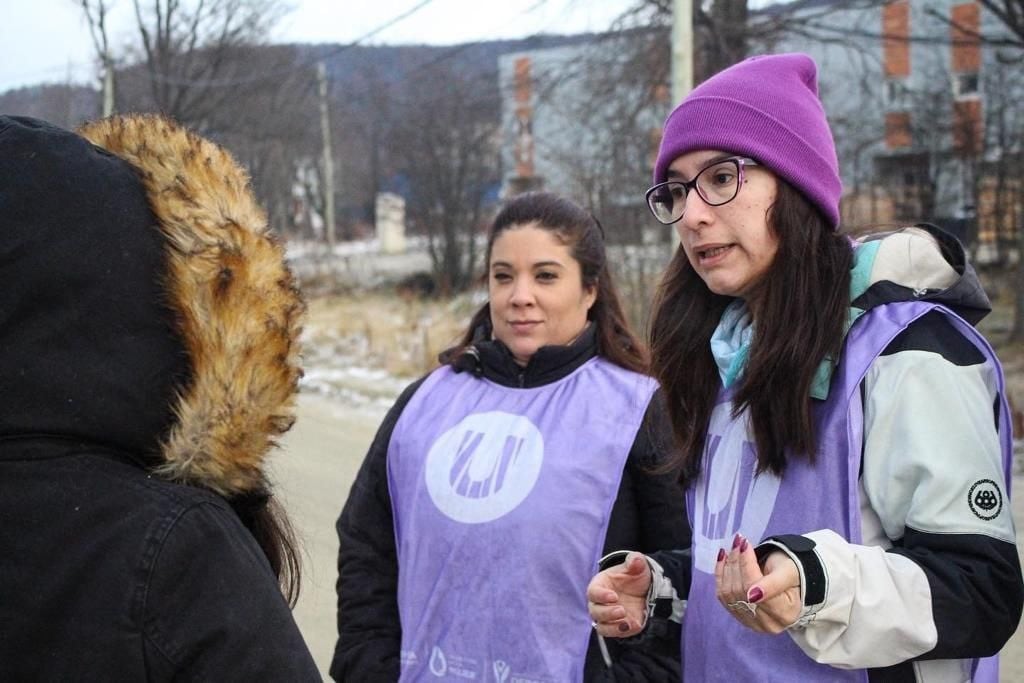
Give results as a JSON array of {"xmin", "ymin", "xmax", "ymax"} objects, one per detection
[{"xmin": 728, "ymin": 600, "xmax": 757, "ymax": 616}]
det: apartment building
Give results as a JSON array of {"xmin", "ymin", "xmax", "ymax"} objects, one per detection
[{"xmin": 498, "ymin": 1, "xmax": 1021, "ymax": 260}]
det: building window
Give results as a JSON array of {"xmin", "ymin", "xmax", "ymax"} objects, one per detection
[{"xmin": 954, "ymin": 72, "xmax": 979, "ymax": 98}]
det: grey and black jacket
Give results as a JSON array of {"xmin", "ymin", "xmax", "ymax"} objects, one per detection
[{"xmin": 643, "ymin": 225, "xmax": 1022, "ymax": 682}]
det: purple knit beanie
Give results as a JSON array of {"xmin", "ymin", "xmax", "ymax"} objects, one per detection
[{"xmin": 653, "ymin": 53, "xmax": 842, "ymax": 228}]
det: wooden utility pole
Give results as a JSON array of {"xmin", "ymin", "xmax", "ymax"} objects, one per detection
[
  {"xmin": 317, "ymin": 61, "xmax": 337, "ymax": 249},
  {"xmin": 671, "ymin": 0, "xmax": 694, "ymax": 104},
  {"xmin": 80, "ymin": 0, "xmax": 116, "ymax": 116},
  {"xmin": 102, "ymin": 59, "xmax": 115, "ymax": 116}
]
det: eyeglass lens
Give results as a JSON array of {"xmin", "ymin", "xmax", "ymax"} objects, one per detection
[{"xmin": 648, "ymin": 158, "xmax": 743, "ymax": 224}]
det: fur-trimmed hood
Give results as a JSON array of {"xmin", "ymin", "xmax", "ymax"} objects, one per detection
[{"xmin": 0, "ymin": 114, "xmax": 303, "ymax": 497}]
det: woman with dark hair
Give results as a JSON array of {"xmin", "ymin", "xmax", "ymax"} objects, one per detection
[
  {"xmin": 331, "ymin": 191, "xmax": 688, "ymax": 681},
  {"xmin": 587, "ymin": 53, "xmax": 1022, "ymax": 681},
  {"xmin": 0, "ymin": 114, "xmax": 318, "ymax": 679}
]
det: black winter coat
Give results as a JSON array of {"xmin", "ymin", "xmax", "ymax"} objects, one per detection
[
  {"xmin": 330, "ymin": 327, "xmax": 689, "ymax": 682},
  {"xmin": 0, "ymin": 440, "xmax": 316, "ymax": 681},
  {"xmin": 0, "ymin": 115, "xmax": 318, "ymax": 680}
]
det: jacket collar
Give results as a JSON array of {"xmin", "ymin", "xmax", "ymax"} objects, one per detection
[{"xmin": 453, "ymin": 323, "xmax": 598, "ymax": 388}]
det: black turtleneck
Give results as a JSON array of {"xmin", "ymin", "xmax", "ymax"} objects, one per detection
[{"xmin": 451, "ymin": 323, "xmax": 598, "ymax": 388}]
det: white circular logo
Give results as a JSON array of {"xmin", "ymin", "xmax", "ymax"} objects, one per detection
[
  {"xmin": 425, "ymin": 411, "xmax": 544, "ymax": 524},
  {"xmin": 968, "ymin": 479, "xmax": 1003, "ymax": 520}
]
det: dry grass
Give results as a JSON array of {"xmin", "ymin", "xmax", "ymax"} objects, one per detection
[
  {"xmin": 302, "ymin": 292, "xmax": 481, "ymax": 379},
  {"xmin": 301, "ymin": 284, "xmax": 1024, "ymax": 432}
]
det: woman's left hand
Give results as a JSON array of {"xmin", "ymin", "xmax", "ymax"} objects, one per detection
[{"xmin": 715, "ymin": 534, "xmax": 802, "ymax": 633}]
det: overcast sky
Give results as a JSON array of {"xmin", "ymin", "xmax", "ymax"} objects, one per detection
[{"xmin": 0, "ymin": 0, "xmax": 637, "ymax": 93}]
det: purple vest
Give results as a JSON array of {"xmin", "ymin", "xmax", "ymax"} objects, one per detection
[
  {"xmin": 388, "ymin": 358, "xmax": 657, "ymax": 682},
  {"xmin": 685, "ymin": 302, "xmax": 1013, "ymax": 682}
]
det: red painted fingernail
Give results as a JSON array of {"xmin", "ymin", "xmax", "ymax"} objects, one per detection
[
  {"xmin": 618, "ymin": 622, "xmax": 630, "ymax": 632},
  {"xmin": 748, "ymin": 587, "xmax": 764, "ymax": 603},
  {"xmin": 717, "ymin": 548, "xmax": 726, "ymax": 562},
  {"xmin": 740, "ymin": 538, "xmax": 749, "ymax": 553},
  {"xmin": 732, "ymin": 533, "xmax": 742, "ymax": 549}
]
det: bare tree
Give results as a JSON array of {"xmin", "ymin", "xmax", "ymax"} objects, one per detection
[
  {"xmin": 77, "ymin": 1, "xmax": 316, "ymax": 237},
  {"xmin": 319, "ymin": 58, "xmax": 398, "ymax": 243},
  {"xmin": 519, "ymin": 1, "xmax": 888, "ymax": 326},
  {"xmin": 126, "ymin": 0, "xmax": 287, "ymax": 122},
  {"xmin": 214, "ymin": 47, "xmax": 321, "ymax": 237},
  {"xmin": 933, "ymin": 0, "xmax": 1024, "ymax": 339},
  {"xmin": 389, "ymin": 63, "xmax": 500, "ymax": 293},
  {"xmin": 980, "ymin": 0, "xmax": 1024, "ymax": 42},
  {"xmin": 822, "ymin": 56, "xmax": 887, "ymax": 228},
  {"xmin": 978, "ymin": 0, "xmax": 1024, "ymax": 342},
  {"xmin": 612, "ymin": 1, "xmax": 890, "ymax": 83}
]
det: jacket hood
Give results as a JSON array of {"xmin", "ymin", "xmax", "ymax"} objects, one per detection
[
  {"xmin": 79, "ymin": 114, "xmax": 305, "ymax": 496},
  {"xmin": 0, "ymin": 114, "xmax": 303, "ymax": 497},
  {"xmin": 850, "ymin": 223, "xmax": 991, "ymax": 325},
  {"xmin": 708, "ymin": 223, "xmax": 991, "ymax": 401}
]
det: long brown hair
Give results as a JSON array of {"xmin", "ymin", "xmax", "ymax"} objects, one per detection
[
  {"xmin": 229, "ymin": 489, "xmax": 302, "ymax": 607},
  {"xmin": 447, "ymin": 192, "xmax": 648, "ymax": 374},
  {"xmin": 650, "ymin": 180, "xmax": 853, "ymax": 483},
  {"xmin": 254, "ymin": 501, "xmax": 301, "ymax": 607}
]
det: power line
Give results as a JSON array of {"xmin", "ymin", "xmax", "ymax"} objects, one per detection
[
  {"xmin": 326, "ymin": 0, "xmax": 630, "ymax": 107},
  {"xmin": 4, "ymin": 0, "xmax": 587, "ymax": 97},
  {"xmin": 404, "ymin": 0, "xmax": 551, "ymax": 73},
  {"xmin": 144, "ymin": 0, "xmax": 561, "ymax": 101},
  {"xmin": 4, "ymin": 0, "xmax": 439, "ymax": 92},
  {"xmin": 145, "ymin": 0, "xmax": 564, "ymax": 90},
  {"xmin": 140, "ymin": 0, "xmax": 438, "ymax": 88}
]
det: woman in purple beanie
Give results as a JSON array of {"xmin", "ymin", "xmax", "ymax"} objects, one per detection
[{"xmin": 587, "ymin": 52, "xmax": 1022, "ymax": 681}]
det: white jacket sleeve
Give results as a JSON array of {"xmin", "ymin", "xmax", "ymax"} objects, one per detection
[{"xmin": 786, "ymin": 326, "xmax": 1018, "ymax": 670}]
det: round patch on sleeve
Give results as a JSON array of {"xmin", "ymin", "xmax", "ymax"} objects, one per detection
[{"xmin": 968, "ymin": 479, "xmax": 1003, "ymax": 520}]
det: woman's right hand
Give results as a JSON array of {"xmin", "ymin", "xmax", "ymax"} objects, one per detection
[{"xmin": 586, "ymin": 552, "xmax": 651, "ymax": 638}]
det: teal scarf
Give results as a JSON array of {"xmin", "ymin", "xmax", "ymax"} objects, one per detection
[{"xmin": 709, "ymin": 240, "xmax": 880, "ymax": 400}]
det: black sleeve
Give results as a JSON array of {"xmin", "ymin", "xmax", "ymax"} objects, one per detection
[
  {"xmin": 329, "ymin": 377, "xmax": 426, "ymax": 683},
  {"xmin": 611, "ymin": 388, "xmax": 692, "ymax": 595},
  {"xmin": 142, "ymin": 501, "xmax": 319, "ymax": 682},
  {"xmin": 599, "ymin": 389, "xmax": 691, "ymax": 555},
  {"xmin": 628, "ymin": 388, "xmax": 691, "ymax": 554},
  {"xmin": 585, "ymin": 389, "xmax": 690, "ymax": 682},
  {"xmin": 896, "ymin": 529, "xmax": 1022, "ymax": 660}
]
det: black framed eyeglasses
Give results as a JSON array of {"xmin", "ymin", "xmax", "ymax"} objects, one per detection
[{"xmin": 645, "ymin": 156, "xmax": 759, "ymax": 225}]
